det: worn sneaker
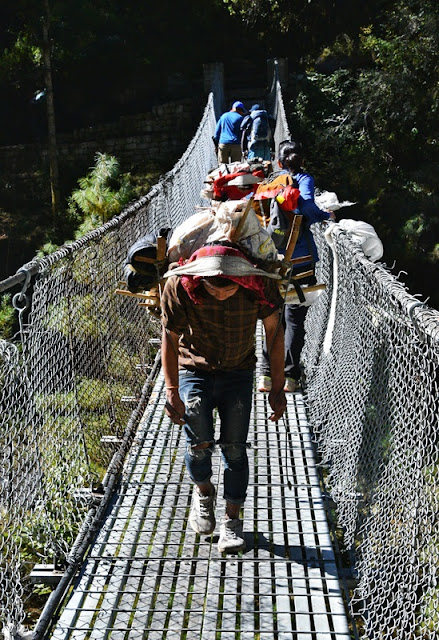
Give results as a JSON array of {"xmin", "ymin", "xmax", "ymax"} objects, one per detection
[
  {"xmin": 218, "ymin": 517, "xmax": 246, "ymax": 553},
  {"xmin": 189, "ymin": 486, "xmax": 216, "ymax": 535},
  {"xmin": 284, "ymin": 377, "xmax": 298, "ymax": 393},
  {"xmin": 258, "ymin": 375, "xmax": 272, "ymax": 392}
]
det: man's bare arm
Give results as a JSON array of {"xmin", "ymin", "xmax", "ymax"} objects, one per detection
[
  {"xmin": 161, "ymin": 326, "xmax": 185, "ymax": 424},
  {"xmin": 262, "ymin": 311, "xmax": 287, "ymax": 421}
]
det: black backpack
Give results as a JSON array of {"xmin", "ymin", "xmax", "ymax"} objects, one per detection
[{"xmin": 124, "ymin": 227, "xmax": 171, "ymax": 293}]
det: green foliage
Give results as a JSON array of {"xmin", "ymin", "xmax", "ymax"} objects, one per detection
[
  {"xmin": 222, "ymin": 0, "xmax": 387, "ymax": 60},
  {"xmin": 0, "ymin": 294, "xmax": 15, "ymax": 339},
  {"xmin": 106, "ymin": 341, "xmax": 138, "ymax": 379},
  {"xmin": 32, "ymin": 157, "xmax": 164, "ymax": 254},
  {"xmin": 34, "ymin": 373, "xmax": 138, "ymax": 475},
  {"xmin": 36, "ymin": 241, "xmax": 62, "ymax": 257},
  {"xmin": 46, "ymin": 294, "xmax": 105, "ymax": 339},
  {"xmin": 76, "ymin": 377, "xmax": 134, "ymax": 411},
  {"xmin": 68, "ymin": 152, "xmax": 135, "ymax": 226},
  {"xmin": 287, "ymin": 0, "xmax": 439, "ymax": 308},
  {"xmin": 224, "ymin": 0, "xmax": 289, "ymax": 30},
  {"xmin": 0, "ymin": 26, "xmax": 43, "ymax": 99},
  {"xmin": 419, "ymin": 586, "xmax": 439, "ymax": 634},
  {"xmin": 0, "ymin": 32, "xmax": 41, "ymax": 79},
  {"xmin": 73, "ymin": 215, "xmax": 100, "ymax": 240},
  {"xmin": 360, "ymin": 2, "xmax": 439, "ymax": 77}
]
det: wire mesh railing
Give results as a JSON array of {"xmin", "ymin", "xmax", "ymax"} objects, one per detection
[
  {"xmin": 0, "ymin": 85, "xmax": 217, "ymax": 637},
  {"xmin": 303, "ymin": 224, "xmax": 439, "ymax": 639},
  {"xmin": 0, "ymin": 59, "xmax": 438, "ymax": 639}
]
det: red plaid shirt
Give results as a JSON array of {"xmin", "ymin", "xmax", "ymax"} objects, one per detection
[{"xmin": 161, "ymin": 276, "xmax": 282, "ymax": 372}]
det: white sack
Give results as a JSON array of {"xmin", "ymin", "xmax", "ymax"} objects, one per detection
[
  {"xmin": 328, "ymin": 219, "xmax": 384, "ymax": 262},
  {"xmin": 167, "ymin": 201, "xmax": 278, "ymax": 263}
]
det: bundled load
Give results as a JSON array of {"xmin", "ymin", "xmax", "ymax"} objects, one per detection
[
  {"xmin": 315, "ymin": 190, "xmax": 356, "ymax": 212},
  {"xmin": 201, "ymin": 159, "xmax": 272, "ymax": 202},
  {"xmin": 167, "ymin": 200, "xmax": 278, "ymax": 264},
  {"xmin": 115, "ymin": 228, "xmax": 171, "ymax": 316},
  {"xmin": 118, "ymin": 188, "xmax": 326, "ymax": 314},
  {"xmin": 166, "ymin": 199, "xmax": 323, "ymax": 308},
  {"xmin": 117, "ymin": 198, "xmax": 283, "ymax": 314}
]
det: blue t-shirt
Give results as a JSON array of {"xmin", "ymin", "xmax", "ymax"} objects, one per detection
[{"xmin": 214, "ymin": 111, "xmax": 243, "ymax": 145}]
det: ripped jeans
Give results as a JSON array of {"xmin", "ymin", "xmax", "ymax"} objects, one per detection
[{"xmin": 178, "ymin": 368, "xmax": 254, "ymax": 505}]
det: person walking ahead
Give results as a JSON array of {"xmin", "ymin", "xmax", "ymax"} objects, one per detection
[
  {"xmin": 241, "ymin": 104, "xmax": 276, "ymax": 161},
  {"xmin": 258, "ymin": 140, "xmax": 335, "ymax": 394},
  {"xmin": 161, "ymin": 243, "xmax": 286, "ymax": 554},
  {"xmin": 213, "ymin": 101, "xmax": 247, "ymax": 164}
]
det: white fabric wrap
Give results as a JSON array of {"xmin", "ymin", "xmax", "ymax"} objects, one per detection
[
  {"xmin": 163, "ymin": 255, "xmax": 281, "ymax": 279},
  {"xmin": 322, "ymin": 219, "xmax": 384, "ymax": 354}
]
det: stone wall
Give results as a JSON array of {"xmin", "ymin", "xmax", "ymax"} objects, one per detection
[{"xmin": 0, "ymin": 97, "xmax": 199, "ymax": 184}]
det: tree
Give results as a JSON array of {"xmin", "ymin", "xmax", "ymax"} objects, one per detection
[
  {"xmin": 0, "ymin": 0, "xmax": 60, "ymax": 218},
  {"xmin": 42, "ymin": 0, "xmax": 60, "ymax": 220},
  {"xmin": 222, "ymin": 0, "xmax": 387, "ymax": 62},
  {"xmin": 284, "ymin": 0, "xmax": 439, "ymax": 306},
  {"xmin": 68, "ymin": 152, "xmax": 134, "ymax": 228},
  {"xmin": 0, "ymin": 0, "xmax": 252, "ymax": 138},
  {"xmin": 0, "ymin": 294, "xmax": 15, "ymax": 339},
  {"xmin": 358, "ymin": 0, "xmax": 439, "ymax": 168}
]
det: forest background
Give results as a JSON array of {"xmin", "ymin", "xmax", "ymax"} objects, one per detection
[{"xmin": 0, "ymin": 0, "xmax": 438, "ymax": 334}]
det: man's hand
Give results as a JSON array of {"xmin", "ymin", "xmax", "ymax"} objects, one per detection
[
  {"xmin": 268, "ymin": 388, "xmax": 287, "ymax": 422},
  {"xmin": 165, "ymin": 390, "xmax": 186, "ymax": 425}
]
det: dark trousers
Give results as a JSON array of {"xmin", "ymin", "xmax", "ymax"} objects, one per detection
[{"xmin": 261, "ymin": 271, "xmax": 315, "ymax": 381}]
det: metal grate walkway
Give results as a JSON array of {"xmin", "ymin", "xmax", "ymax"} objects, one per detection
[{"xmin": 49, "ymin": 330, "xmax": 352, "ymax": 640}]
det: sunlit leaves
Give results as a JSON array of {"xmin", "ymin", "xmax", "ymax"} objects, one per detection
[{"xmin": 68, "ymin": 152, "xmax": 134, "ymax": 225}]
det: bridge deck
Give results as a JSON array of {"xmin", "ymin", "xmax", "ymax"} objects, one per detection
[{"xmin": 49, "ymin": 331, "xmax": 352, "ymax": 640}]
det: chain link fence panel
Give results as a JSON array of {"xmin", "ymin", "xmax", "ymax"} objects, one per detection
[
  {"xmin": 0, "ymin": 87, "xmax": 217, "ymax": 635},
  {"xmin": 303, "ymin": 224, "xmax": 439, "ymax": 639}
]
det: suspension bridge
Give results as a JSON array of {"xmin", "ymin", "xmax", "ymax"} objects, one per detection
[{"xmin": 0, "ymin": 62, "xmax": 438, "ymax": 640}]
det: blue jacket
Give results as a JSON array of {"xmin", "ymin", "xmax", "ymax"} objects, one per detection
[
  {"xmin": 283, "ymin": 171, "xmax": 330, "ymax": 264},
  {"xmin": 213, "ymin": 111, "xmax": 243, "ymax": 145}
]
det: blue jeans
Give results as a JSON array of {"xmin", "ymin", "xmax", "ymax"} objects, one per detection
[
  {"xmin": 178, "ymin": 368, "xmax": 254, "ymax": 505},
  {"xmin": 248, "ymin": 142, "xmax": 271, "ymax": 161}
]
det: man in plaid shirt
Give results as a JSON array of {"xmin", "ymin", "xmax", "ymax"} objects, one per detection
[{"xmin": 161, "ymin": 244, "xmax": 286, "ymax": 553}]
